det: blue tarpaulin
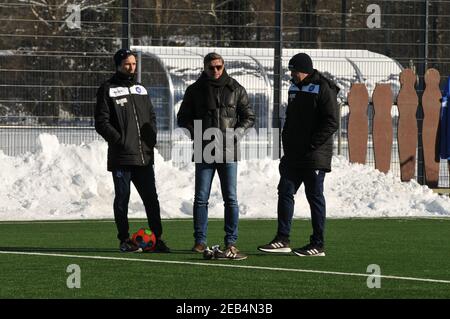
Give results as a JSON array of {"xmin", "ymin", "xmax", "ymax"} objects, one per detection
[{"xmin": 440, "ymin": 76, "xmax": 450, "ymax": 159}]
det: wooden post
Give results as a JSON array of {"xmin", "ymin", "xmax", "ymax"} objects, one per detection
[
  {"xmin": 422, "ymin": 68, "xmax": 442, "ymax": 188},
  {"xmin": 372, "ymin": 84, "xmax": 393, "ymax": 174},
  {"xmin": 397, "ymin": 69, "xmax": 418, "ymax": 182},
  {"xmin": 347, "ymin": 83, "xmax": 369, "ymax": 164}
]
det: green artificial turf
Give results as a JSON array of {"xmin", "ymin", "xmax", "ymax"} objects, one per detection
[{"xmin": 0, "ymin": 218, "xmax": 449, "ymax": 298}]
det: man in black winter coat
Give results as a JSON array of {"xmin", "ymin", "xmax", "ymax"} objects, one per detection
[
  {"xmin": 258, "ymin": 53, "xmax": 339, "ymax": 257},
  {"xmin": 95, "ymin": 48, "xmax": 170, "ymax": 253},
  {"xmin": 177, "ymin": 52, "xmax": 255, "ymax": 260}
]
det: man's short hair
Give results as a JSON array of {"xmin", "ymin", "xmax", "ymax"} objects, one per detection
[{"xmin": 204, "ymin": 52, "xmax": 224, "ymax": 66}]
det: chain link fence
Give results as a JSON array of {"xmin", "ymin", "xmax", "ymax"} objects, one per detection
[{"xmin": 1, "ymin": 0, "xmax": 449, "ymax": 186}]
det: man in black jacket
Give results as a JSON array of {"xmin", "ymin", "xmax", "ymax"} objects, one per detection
[
  {"xmin": 95, "ymin": 48, "xmax": 170, "ymax": 253},
  {"xmin": 177, "ymin": 52, "xmax": 255, "ymax": 260},
  {"xmin": 258, "ymin": 53, "xmax": 339, "ymax": 257}
]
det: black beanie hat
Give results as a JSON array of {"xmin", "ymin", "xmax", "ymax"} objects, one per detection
[
  {"xmin": 288, "ymin": 53, "xmax": 313, "ymax": 74},
  {"xmin": 113, "ymin": 48, "xmax": 134, "ymax": 67}
]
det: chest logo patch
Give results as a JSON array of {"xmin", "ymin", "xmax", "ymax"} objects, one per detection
[
  {"xmin": 130, "ymin": 85, "xmax": 148, "ymax": 95},
  {"xmin": 301, "ymin": 84, "xmax": 320, "ymax": 94},
  {"xmin": 109, "ymin": 87, "xmax": 128, "ymax": 98}
]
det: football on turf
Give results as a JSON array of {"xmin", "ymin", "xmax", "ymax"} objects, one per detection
[{"xmin": 131, "ymin": 228, "xmax": 157, "ymax": 252}]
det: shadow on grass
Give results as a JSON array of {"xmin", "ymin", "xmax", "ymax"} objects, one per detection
[
  {"xmin": 0, "ymin": 246, "xmax": 190, "ymax": 255},
  {"xmin": 0, "ymin": 246, "xmax": 119, "ymax": 253}
]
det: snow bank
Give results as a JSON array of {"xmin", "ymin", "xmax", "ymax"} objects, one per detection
[{"xmin": 0, "ymin": 134, "xmax": 449, "ymax": 221}]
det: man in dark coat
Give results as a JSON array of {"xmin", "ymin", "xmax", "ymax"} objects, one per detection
[
  {"xmin": 258, "ymin": 53, "xmax": 339, "ymax": 256},
  {"xmin": 177, "ymin": 52, "xmax": 255, "ymax": 260},
  {"xmin": 95, "ymin": 48, "xmax": 170, "ymax": 253}
]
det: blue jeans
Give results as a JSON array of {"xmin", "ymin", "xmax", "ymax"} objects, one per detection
[
  {"xmin": 112, "ymin": 164, "xmax": 162, "ymax": 242},
  {"xmin": 193, "ymin": 162, "xmax": 239, "ymax": 246},
  {"xmin": 277, "ymin": 162, "xmax": 326, "ymax": 247}
]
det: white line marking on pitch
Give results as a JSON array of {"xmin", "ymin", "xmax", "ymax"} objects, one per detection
[{"xmin": 0, "ymin": 250, "xmax": 449, "ymax": 284}]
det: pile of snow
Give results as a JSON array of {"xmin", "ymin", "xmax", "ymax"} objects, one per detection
[{"xmin": 0, "ymin": 134, "xmax": 449, "ymax": 221}]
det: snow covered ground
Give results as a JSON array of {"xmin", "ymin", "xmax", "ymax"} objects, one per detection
[{"xmin": 0, "ymin": 133, "xmax": 449, "ymax": 221}]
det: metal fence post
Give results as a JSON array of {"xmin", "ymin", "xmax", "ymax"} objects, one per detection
[
  {"xmin": 273, "ymin": 0, "xmax": 283, "ymax": 159},
  {"xmin": 122, "ymin": 0, "xmax": 131, "ymax": 49},
  {"xmin": 338, "ymin": 103, "xmax": 343, "ymax": 156},
  {"xmin": 136, "ymin": 50, "xmax": 142, "ymax": 83},
  {"xmin": 416, "ymin": 0, "xmax": 429, "ymax": 185}
]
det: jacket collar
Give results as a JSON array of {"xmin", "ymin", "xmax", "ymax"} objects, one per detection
[{"xmin": 111, "ymin": 71, "xmax": 137, "ymax": 86}]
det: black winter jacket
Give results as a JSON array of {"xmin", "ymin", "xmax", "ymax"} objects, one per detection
[
  {"xmin": 177, "ymin": 76, "xmax": 255, "ymax": 162},
  {"xmin": 95, "ymin": 72, "xmax": 157, "ymax": 171},
  {"xmin": 281, "ymin": 70, "xmax": 339, "ymax": 172}
]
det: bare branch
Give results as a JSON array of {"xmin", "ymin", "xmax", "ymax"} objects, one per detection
[
  {"xmin": 57, "ymin": 0, "xmax": 69, "ymax": 10},
  {"xmin": 209, "ymin": 3, "xmax": 217, "ymax": 19},
  {"xmin": 79, "ymin": 0, "xmax": 116, "ymax": 11},
  {"xmin": 30, "ymin": 6, "xmax": 51, "ymax": 27},
  {"xmin": 18, "ymin": 0, "xmax": 47, "ymax": 7}
]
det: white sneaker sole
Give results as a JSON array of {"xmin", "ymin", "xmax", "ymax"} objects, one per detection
[
  {"xmin": 258, "ymin": 247, "xmax": 292, "ymax": 253},
  {"xmin": 293, "ymin": 251, "xmax": 325, "ymax": 257}
]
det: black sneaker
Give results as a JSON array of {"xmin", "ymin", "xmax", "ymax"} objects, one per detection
[
  {"xmin": 154, "ymin": 239, "xmax": 171, "ymax": 253},
  {"xmin": 293, "ymin": 243, "xmax": 325, "ymax": 257},
  {"xmin": 119, "ymin": 239, "xmax": 141, "ymax": 253},
  {"xmin": 215, "ymin": 245, "xmax": 247, "ymax": 261},
  {"xmin": 258, "ymin": 237, "xmax": 291, "ymax": 253},
  {"xmin": 203, "ymin": 245, "xmax": 219, "ymax": 260}
]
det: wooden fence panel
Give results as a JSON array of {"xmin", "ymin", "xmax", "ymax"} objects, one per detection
[
  {"xmin": 347, "ymin": 83, "xmax": 369, "ymax": 164},
  {"xmin": 397, "ymin": 69, "xmax": 418, "ymax": 182},
  {"xmin": 372, "ymin": 84, "xmax": 393, "ymax": 174},
  {"xmin": 422, "ymin": 68, "xmax": 442, "ymax": 188}
]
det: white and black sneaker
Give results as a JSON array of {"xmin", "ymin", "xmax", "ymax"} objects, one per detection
[
  {"xmin": 215, "ymin": 245, "xmax": 248, "ymax": 261},
  {"xmin": 293, "ymin": 244, "xmax": 325, "ymax": 257},
  {"xmin": 258, "ymin": 238, "xmax": 292, "ymax": 253}
]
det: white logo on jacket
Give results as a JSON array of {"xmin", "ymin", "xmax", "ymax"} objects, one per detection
[
  {"xmin": 288, "ymin": 83, "xmax": 320, "ymax": 102},
  {"xmin": 109, "ymin": 87, "xmax": 128, "ymax": 97},
  {"xmin": 130, "ymin": 85, "xmax": 148, "ymax": 95},
  {"xmin": 116, "ymin": 98, "xmax": 127, "ymax": 107},
  {"xmin": 301, "ymin": 84, "xmax": 320, "ymax": 94},
  {"xmin": 109, "ymin": 85, "xmax": 148, "ymax": 98}
]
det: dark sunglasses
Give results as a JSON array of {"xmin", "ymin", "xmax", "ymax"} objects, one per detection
[{"xmin": 208, "ymin": 65, "xmax": 223, "ymax": 71}]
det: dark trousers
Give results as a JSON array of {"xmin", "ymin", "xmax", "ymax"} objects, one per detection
[
  {"xmin": 277, "ymin": 163, "xmax": 326, "ymax": 247},
  {"xmin": 112, "ymin": 164, "xmax": 162, "ymax": 242}
]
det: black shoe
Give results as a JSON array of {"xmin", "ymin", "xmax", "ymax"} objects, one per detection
[
  {"xmin": 119, "ymin": 239, "xmax": 141, "ymax": 253},
  {"xmin": 293, "ymin": 243, "xmax": 325, "ymax": 257},
  {"xmin": 203, "ymin": 245, "xmax": 217, "ymax": 260},
  {"xmin": 258, "ymin": 237, "xmax": 291, "ymax": 253},
  {"xmin": 214, "ymin": 245, "xmax": 247, "ymax": 261},
  {"xmin": 154, "ymin": 239, "xmax": 171, "ymax": 253}
]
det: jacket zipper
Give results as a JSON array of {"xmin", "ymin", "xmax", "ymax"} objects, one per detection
[
  {"xmin": 216, "ymin": 88, "xmax": 221, "ymax": 128},
  {"xmin": 128, "ymin": 87, "xmax": 145, "ymax": 165}
]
